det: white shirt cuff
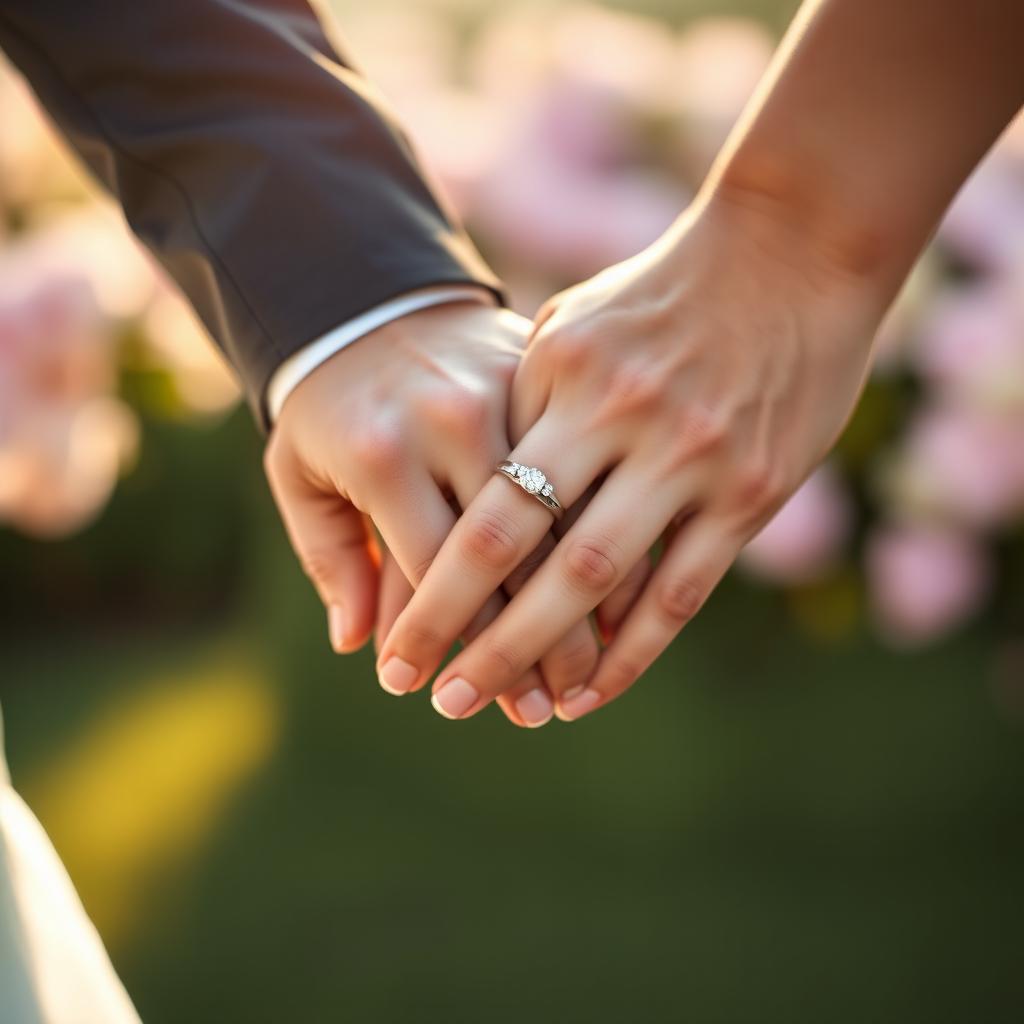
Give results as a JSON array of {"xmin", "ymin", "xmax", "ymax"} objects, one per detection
[{"xmin": 266, "ymin": 284, "xmax": 495, "ymax": 422}]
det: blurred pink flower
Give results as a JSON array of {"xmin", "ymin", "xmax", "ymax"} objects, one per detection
[
  {"xmin": 548, "ymin": 5, "xmax": 676, "ymax": 110},
  {"xmin": 448, "ymin": 5, "xmax": 688, "ymax": 277},
  {"xmin": 475, "ymin": 145, "xmax": 684, "ymax": 279},
  {"xmin": 0, "ymin": 273, "xmax": 136, "ymax": 537},
  {"xmin": 0, "ymin": 397, "xmax": 137, "ymax": 538},
  {"xmin": 469, "ymin": 5, "xmax": 675, "ymax": 112},
  {"xmin": 912, "ymin": 281, "xmax": 1024, "ymax": 410},
  {"xmin": 866, "ymin": 525, "xmax": 992, "ymax": 646},
  {"xmin": 938, "ymin": 151, "xmax": 1024, "ymax": 273},
  {"xmin": 671, "ymin": 18, "xmax": 774, "ymax": 175},
  {"xmin": 882, "ymin": 404, "xmax": 1024, "ymax": 528},
  {"xmin": 1, "ymin": 206, "xmax": 158, "ymax": 319},
  {"xmin": 740, "ymin": 464, "xmax": 852, "ymax": 585},
  {"xmin": 470, "ymin": 70, "xmax": 685, "ymax": 278}
]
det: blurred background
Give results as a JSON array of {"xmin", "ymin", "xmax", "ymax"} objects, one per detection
[{"xmin": 2, "ymin": 0, "xmax": 1023, "ymax": 1020}]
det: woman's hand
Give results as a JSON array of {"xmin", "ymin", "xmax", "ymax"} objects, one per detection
[
  {"xmin": 376, "ymin": 190, "xmax": 890, "ymax": 722},
  {"xmin": 264, "ymin": 301, "xmax": 606, "ymax": 728}
]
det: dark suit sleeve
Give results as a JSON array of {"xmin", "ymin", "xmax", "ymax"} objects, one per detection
[{"xmin": 0, "ymin": 0, "xmax": 503, "ymax": 428}]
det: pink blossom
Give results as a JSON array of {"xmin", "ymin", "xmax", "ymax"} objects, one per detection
[
  {"xmin": 866, "ymin": 525, "xmax": 992, "ymax": 646},
  {"xmin": 0, "ymin": 273, "xmax": 136, "ymax": 537},
  {"xmin": 884, "ymin": 405, "xmax": 1024, "ymax": 528},
  {"xmin": 470, "ymin": 69, "xmax": 686, "ymax": 279},
  {"xmin": 475, "ymin": 152, "xmax": 684, "ymax": 280},
  {"xmin": 0, "ymin": 398, "xmax": 137, "ymax": 538},
  {"xmin": 670, "ymin": 19, "xmax": 775, "ymax": 174},
  {"xmin": 912, "ymin": 281, "xmax": 1024, "ymax": 410},
  {"xmin": 469, "ymin": 6, "xmax": 675, "ymax": 112},
  {"xmin": 741, "ymin": 464, "xmax": 853, "ymax": 584},
  {"xmin": 938, "ymin": 152, "xmax": 1024, "ymax": 273},
  {"xmin": 0, "ymin": 206, "xmax": 158, "ymax": 319}
]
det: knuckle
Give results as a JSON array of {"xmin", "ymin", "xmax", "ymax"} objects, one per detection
[
  {"xmin": 451, "ymin": 389, "xmax": 493, "ymax": 434},
  {"xmin": 346, "ymin": 420, "xmax": 405, "ymax": 473},
  {"xmin": 408, "ymin": 552, "xmax": 436, "ymax": 588},
  {"xmin": 678, "ymin": 406, "xmax": 728, "ymax": 455},
  {"xmin": 563, "ymin": 535, "xmax": 620, "ymax": 595},
  {"xmin": 608, "ymin": 362, "xmax": 665, "ymax": 412},
  {"xmin": 395, "ymin": 619, "xmax": 445, "ymax": 658},
  {"xmin": 601, "ymin": 655, "xmax": 642, "ymax": 695},
  {"xmin": 542, "ymin": 325, "xmax": 592, "ymax": 371},
  {"xmin": 462, "ymin": 506, "xmax": 522, "ymax": 573},
  {"xmin": 545, "ymin": 633, "xmax": 598, "ymax": 684},
  {"xmin": 734, "ymin": 460, "xmax": 783, "ymax": 515},
  {"xmin": 663, "ymin": 407, "xmax": 728, "ymax": 472},
  {"xmin": 479, "ymin": 636, "xmax": 526, "ymax": 681},
  {"xmin": 424, "ymin": 386, "xmax": 493, "ymax": 438},
  {"xmin": 657, "ymin": 575, "xmax": 704, "ymax": 626}
]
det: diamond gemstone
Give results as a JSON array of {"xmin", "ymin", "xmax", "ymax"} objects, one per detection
[
  {"xmin": 541, "ymin": 483, "xmax": 553, "ymax": 497},
  {"xmin": 523, "ymin": 467, "xmax": 546, "ymax": 493}
]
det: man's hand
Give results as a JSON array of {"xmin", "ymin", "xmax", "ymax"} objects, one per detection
[{"xmin": 263, "ymin": 302, "xmax": 605, "ymax": 727}]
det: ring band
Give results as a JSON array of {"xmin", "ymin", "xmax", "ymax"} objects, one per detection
[{"xmin": 495, "ymin": 460, "xmax": 564, "ymax": 519}]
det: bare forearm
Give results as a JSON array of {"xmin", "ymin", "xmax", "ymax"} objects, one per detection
[{"xmin": 700, "ymin": 0, "xmax": 1024, "ymax": 297}]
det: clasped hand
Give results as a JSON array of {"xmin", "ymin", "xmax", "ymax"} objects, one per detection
[{"xmin": 266, "ymin": 193, "xmax": 885, "ymax": 726}]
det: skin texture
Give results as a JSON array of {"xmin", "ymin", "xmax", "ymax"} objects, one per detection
[
  {"xmin": 376, "ymin": 0, "xmax": 1024, "ymax": 723},
  {"xmin": 264, "ymin": 301, "xmax": 643, "ymax": 727}
]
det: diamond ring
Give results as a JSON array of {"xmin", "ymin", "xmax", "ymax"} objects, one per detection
[{"xmin": 495, "ymin": 460, "xmax": 564, "ymax": 519}]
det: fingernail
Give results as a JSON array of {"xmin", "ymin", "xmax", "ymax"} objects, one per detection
[
  {"xmin": 378, "ymin": 656, "xmax": 418, "ymax": 696},
  {"xmin": 515, "ymin": 688, "xmax": 554, "ymax": 728},
  {"xmin": 431, "ymin": 677, "xmax": 479, "ymax": 720},
  {"xmin": 328, "ymin": 604, "xmax": 347, "ymax": 652},
  {"xmin": 556, "ymin": 685, "xmax": 600, "ymax": 722}
]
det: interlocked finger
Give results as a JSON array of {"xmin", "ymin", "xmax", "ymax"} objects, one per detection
[
  {"xmin": 375, "ymin": 416, "xmax": 608, "ymax": 709},
  {"xmin": 558, "ymin": 516, "xmax": 740, "ymax": 721}
]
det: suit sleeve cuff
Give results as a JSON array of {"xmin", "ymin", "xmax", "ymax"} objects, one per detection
[{"xmin": 265, "ymin": 284, "xmax": 496, "ymax": 423}]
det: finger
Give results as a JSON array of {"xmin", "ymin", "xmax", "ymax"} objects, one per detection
[
  {"xmin": 364, "ymin": 466, "xmax": 465, "ymax": 696},
  {"xmin": 374, "ymin": 546, "xmax": 413, "ymax": 656},
  {"xmin": 428, "ymin": 462, "xmax": 690, "ymax": 718},
  {"xmin": 558, "ymin": 517, "xmax": 740, "ymax": 722},
  {"xmin": 365, "ymin": 462, "xmax": 456, "ymax": 591},
  {"xmin": 376, "ymin": 416, "xmax": 609, "ymax": 705},
  {"xmin": 266, "ymin": 449, "xmax": 378, "ymax": 653},
  {"xmin": 526, "ymin": 479, "xmax": 604, "ymax": 703},
  {"xmin": 445, "ymin": 430, "xmax": 591, "ymax": 728},
  {"xmin": 595, "ymin": 552, "xmax": 654, "ymax": 644},
  {"xmin": 371, "ymin": 441, "xmax": 554, "ymax": 722},
  {"xmin": 447, "ymin": 589, "xmax": 552, "ymax": 728}
]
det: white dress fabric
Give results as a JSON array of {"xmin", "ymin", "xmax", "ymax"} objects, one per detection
[{"xmin": 0, "ymin": 704, "xmax": 140, "ymax": 1024}]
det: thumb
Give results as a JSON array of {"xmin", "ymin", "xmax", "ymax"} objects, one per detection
[{"xmin": 265, "ymin": 449, "xmax": 379, "ymax": 653}]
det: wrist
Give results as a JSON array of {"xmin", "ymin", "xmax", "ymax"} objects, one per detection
[
  {"xmin": 646, "ymin": 174, "xmax": 891, "ymax": 369},
  {"xmin": 692, "ymin": 154, "xmax": 901, "ymax": 311}
]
